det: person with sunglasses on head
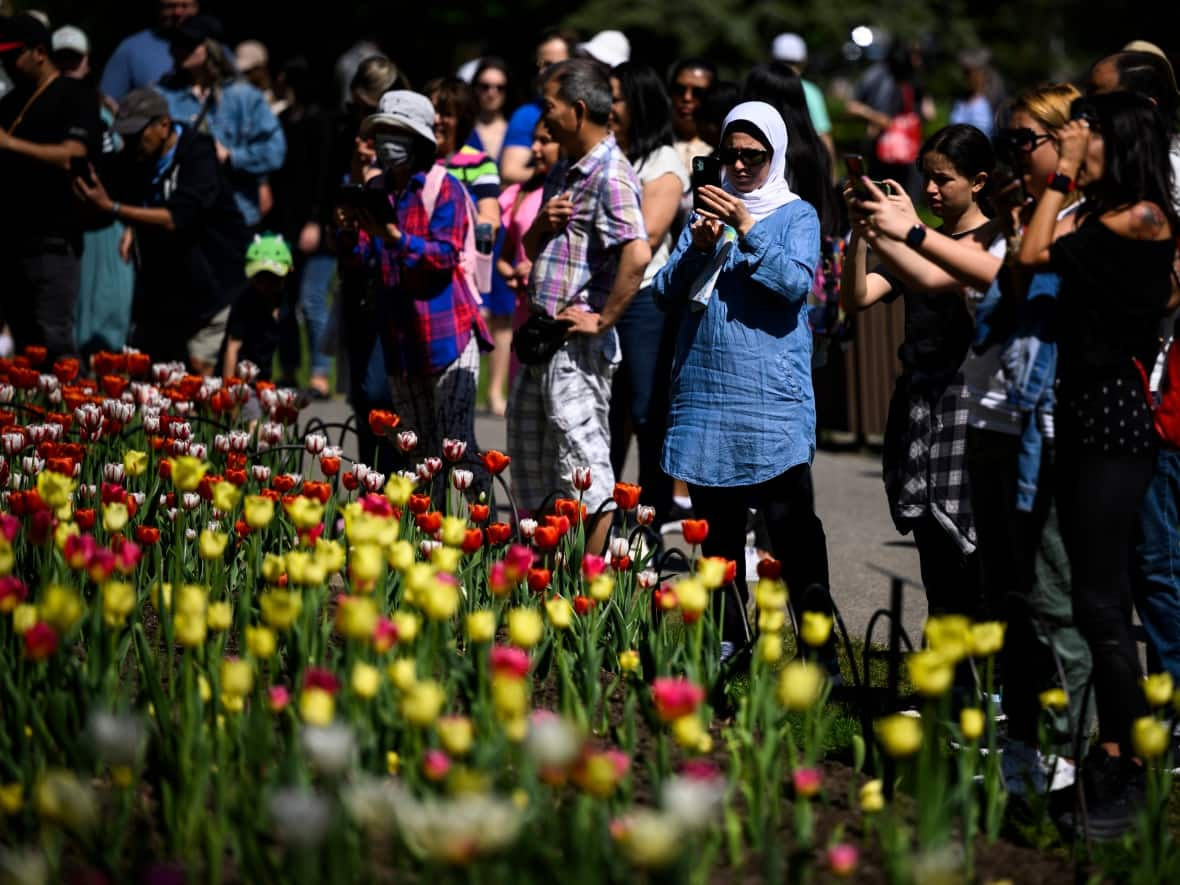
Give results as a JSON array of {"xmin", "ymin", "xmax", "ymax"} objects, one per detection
[
  {"xmin": 652, "ymin": 101, "xmax": 832, "ymax": 663},
  {"xmin": 668, "ymin": 58, "xmax": 716, "ymax": 173},
  {"xmin": 1017, "ymin": 90, "xmax": 1180, "ymax": 837},
  {"xmin": 1089, "ymin": 43, "xmax": 1180, "ymax": 689}
]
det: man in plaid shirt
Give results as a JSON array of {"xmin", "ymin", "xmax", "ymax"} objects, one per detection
[
  {"xmin": 509, "ymin": 59, "xmax": 651, "ymax": 553},
  {"xmin": 337, "ymin": 90, "xmax": 491, "ymax": 474}
]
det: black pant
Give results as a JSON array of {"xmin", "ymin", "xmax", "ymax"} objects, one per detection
[
  {"xmin": 1056, "ymin": 446, "xmax": 1153, "ymax": 752},
  {"xmin": 690, "ymin": 463, "xmax": 831, "ymax": 646},
  {"xmin": 911, "ymin": 515, "xmax": 980, "ymax": 618},
  {"xmin": 4, "ymin": 237, "xmax": 80, "ymax": 362}
]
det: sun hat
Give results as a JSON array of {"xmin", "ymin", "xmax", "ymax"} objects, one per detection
[
  {"xmin": 358, "ymin": 90, "xmax": 436, "ymax": 145},
  {"xmin": 578, "ymin": 30, "xmax": 630, "ymax": 68}
]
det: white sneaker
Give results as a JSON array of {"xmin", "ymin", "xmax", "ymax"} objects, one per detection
[{"xmin": 1001, "ymin": 740, "xmax": 1076, "ymax": 795}]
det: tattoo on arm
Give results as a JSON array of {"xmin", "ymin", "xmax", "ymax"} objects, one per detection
[{"xmin": 1136, "ymin": 203, "xmax": 1165, "ymax": 232}]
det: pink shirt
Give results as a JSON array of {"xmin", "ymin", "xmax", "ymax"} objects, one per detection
[{"xmin": 499, "ymin": 181, "xmax": 545, "ymax": 268}]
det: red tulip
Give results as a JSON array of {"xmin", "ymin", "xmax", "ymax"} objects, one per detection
[
  {"xmin": 480, "ymin": 449, "xmax": 511, "ymax": 475},
  {"xmin": 533, "ymin": 526, "xmax": 560, "ymax": 551},
  {"xmin": 757, "ymin": 557, "xmax": 782, "ymax": 580},
  {"xmin": 367, "ymin": 409, "xmax": 400, "ymax": 437},
  {"xmin": 526, "ymin": 568, "xmax": 551, "ymax": 594},
  {"xmin": 408, "ymin": 494, "xmax": 431, "ymax": 515},
  {"xmin": 681, "ymin": 519, "xmax": 710, "ymax": 545},
  {"xmin": 416, "ymin": 511, "xmax": 442, "ymax": 535},
  {"xmin": 461, "ymin": 529, "xmax": 484, "ymax": 554},
  {"xmin": 612, "ymin": 482, "xmax": 641, "ymax": 511},
  {"xmin": 468, "ymin": 503, "xmax": 490, "ymax": 524},
  {"xmin": 486, "ymin": 522, "xmax": 512, "ymax": 545},
  {"xmin": 651, "ymin": 677, "xmax": 705, "ymax": 722},
  {"xmin": 24, "ymin": 622, "xmax": 58, "ymax": 661}
]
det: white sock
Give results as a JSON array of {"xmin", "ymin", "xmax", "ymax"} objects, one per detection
[{"xmin": 673, "ymin": 495, "xmax": 692, "ymax": 510}]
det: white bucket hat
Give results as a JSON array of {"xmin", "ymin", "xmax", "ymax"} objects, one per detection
[{"xmin": 359, "ymin": 90, "xmax": 437, "ymax": 146}]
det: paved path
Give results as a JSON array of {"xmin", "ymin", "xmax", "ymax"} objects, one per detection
[{"xmin": 303, "ymin": 398, "xmax": 927, "ymax": 642}]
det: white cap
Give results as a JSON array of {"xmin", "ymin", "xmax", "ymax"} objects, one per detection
[
  {"xmin": 771, "ymin": 32, "xmax": 807, "ymax": 65},
  {"xmin": 51, "ymin": 25, "xmax": 89, "ymax": 56},
  {"xmin": 579, "ymin": 30, "xmax": 630, "ymax": 68},
  {"xmin": 455, "ymin": 57, "xmax": 480, "ymax": 83}
]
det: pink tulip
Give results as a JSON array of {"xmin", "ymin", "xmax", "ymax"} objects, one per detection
[{"xmin": 827, "ymin": 843, "xmax": 858, "ymax": 877}]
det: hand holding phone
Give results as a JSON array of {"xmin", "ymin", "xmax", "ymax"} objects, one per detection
[
  {"xmin": 691, "ymin": 155, "xmax": 721, "ymax": 212},
  {"xmin": 844, "ymin": 154, "xmax": 893, "ymax": 199},
  {"xmin": 70, "ymin": 156, "xmax": 94, "ymax": 186}
]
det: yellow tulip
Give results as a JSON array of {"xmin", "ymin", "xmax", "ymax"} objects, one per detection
[
  {"xmin": 174, "ymin": 611, "xmax": 207, "ymax": 647},
  {"xmin": 777, "ymin": 660, "xmax": 825, "ymax": 711},
  {"xmin": 676, "ymin": 577, "xmax": 708, "ymax": 615},
  {"xmin": 198, "ymin": 675, "xmax": 212, "ymax": 702},
  {"xmin": 37, "ymin": 470, "xmax": 75, "ymax": 510},
  {"xmin": 759, "ymin": 608, "xmax": 786, "ymax": 633},
  {"xmin": 284, "ymin": 497, "xmax": 324, "ymax": 530},
  {"xmin": 259, "ymin": 589, "xmax": 302, "ymax": 630},
  {"xmin": 545, "ymin": 596, "xmax": 573, "ymax": 630},
  {"xmin": 245, "ymin": 625, "xmax": 276, "ymax": 659},
  {"xmin": 968, "ymin": 621, "xmax": 1006, "ymax": 657},
  {"xmin": 1142, "ymin": 673, "xmax": 1174, "ymax": 708},
  {"xmin": 170, "ymin": 456, "xmax": 208, "ymax": 492},
  {"xmin": 466, "ymin": 610, "xmax": 496, "ymax": 643},
  {"xmin": 243, "ymin": 495, "xmax": 275, "ymax": 529},
  {"xmin": 260, "ymin": 553, "xmax": 285, "ymax": 583},
  {"xmin": 0, "ymin": 782, "xmax": 23, "ymax": 815},
  {"xmin": 300, "ymin": 687, "xmax": 335, "ymax": 726},
  {"xmin": 925, "ymin": 615, "xmax": 972, "ymax": 663},
  {"xmin": 387, "ymin": 540, "xmax": 415, "ymax": 573},
  {"xmin": 285, "ymin": 551, "xmax": 326, "ymax": 586},
  {"xmin": 206, "ymin": 600, "xmax": 232, "ymax": 631},
  {"xmin": 436, "ymin": 715, "xmax": 474, "ymax": 756},
  {"xmin": 402, "ymin": 679, "xmax": 446, "ymax": 727},
  {"xmin": 386, "ymin": 751, "xmax": 400, "ymax": 775},
  {"xmin": 491, "ymin": 675, "xmax": 529, "ymax": 720},
  {"xmin": 1132, "ymin": 716, "xmax": 1170, "ymax": 759},
  {"xmin": 800, "ymin": 611, "xmax": 833, "ymax": 648},
  {"xmin": 440, "ymin": 515, "xmax": 467, "ymax": 547},
  {"xmin": 391, "ymin": 610, "xmax": 420, "ymax": 643},
  {"xmin": 671, "ymin": 714, "xmax": 704, "ymax": 749},
  {"xmin": 198, "ymin": 529, "xmax": 229, "ymax": 561},
  {"xmin": 507, "ymin": 607, "xmax": 544, "ymax": 649},
  {"xmin": 13, "ymin": 603, "xmax": 37, "ymax": 634},
  {"xmin": 588, "ymin": 574, "xmax": 615, "ymax": 602},
  {"xmin": 418, "ymin": 576, "xmax": 460, "ymax": 621},
  {"xmin": 431, "ymin": 545, "xmax": 461, "ymax": 574},
  {"xmin": 404, "ymin": 562, "xmax": 437, "ymax": 604},
  {"xmin": 351, "ymin": 662, "xmax": 381, "ymax": 699},
  {"xmin": 960, "ymin": 708, "xmax": 985, "ymax": 742},
  {"xmin": 906, "ymin": 650, "xmax": 954, "ymax": 698},
  {"xmin": 695, "ymin": 557, "xmax": 726, "ymax": 589},
  {"xmin": 0, "ymin": 538, "xmax": 13, "ymax": 576},
  {"xmin": 387, "ymin": 658, "xmax": 417, "ymax": 691},
  {"xmin": 211, "ymin": 481, "xmax": 240, "ymax": 513},
  {"xmin": 39, "ymin": 584, "xmax": 84, "ymax": 633},
  {"xmin": 122, "ymin": 450, "xmax": 148, "ymax": 478},
  {"xmin": 757, "ymin": 633, "xmax": 783, "ymax": 664},
  {"xmin": 221, "ymin": 658, "xmax": 253, "ymax": 697},
  {"xmin": 860, "ymin": 779, "xmax": 884, "ymax": 813},
  {"xmin": 52, "ymin": 521, "xmax": 78, "ymax": 552},
  {"xmin": 102, "ymin": 502, "xmax": 129, "ymax": 534},
  {"xmin": 1038, "ymin": 688, "xmax": 1068, "ymax": 711},
  {"xmin": 314, "ymin": 538, "xmax": 347, "ymax": 574},
  {"xmin": 875, "ymin": 714, "xmax": 923, "ymax": 758},
  {"xmin": 754, "ymin": 577, "xmax": 787, "ymax": 612},
  {"xmin": 384, "ymin": 475, "xmax": 415, "ymax": 507},
  {"xmin": 336, "ymin": 595, "xmax": 378, "ymax": 641},
  {"xmin": 101, "ymin": 581, "xmax": 136, "ymax": 628},
  {"xmin": 619, "ymin": 649, "xmax": 640, "ymax": 673}
]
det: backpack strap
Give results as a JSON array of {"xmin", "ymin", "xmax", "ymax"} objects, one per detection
[{"xmin": 420, "ymin": 164, "xmax": 449, "ymax": 220}]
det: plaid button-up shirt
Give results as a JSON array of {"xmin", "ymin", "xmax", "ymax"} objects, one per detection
[
  {"xmin": 352, "ymin": 171, "xmax": 491, "ymax": 376},
  {"xmin": 529, "ymin": 134, "xmax": 646, "ymax": 317}
]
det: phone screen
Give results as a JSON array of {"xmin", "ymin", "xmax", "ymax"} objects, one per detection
[{"xmin": 691, "ymin": 155, "xmax": 721, "ymax": 212}]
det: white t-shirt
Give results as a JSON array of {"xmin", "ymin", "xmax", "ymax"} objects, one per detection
[
  {"xmin": 960, "ymin": 235, "xmax": 1023, "ymax": 434},
  {"xmin": 635, "ymin": 145, "xmax": 691, "ymax": 288}
]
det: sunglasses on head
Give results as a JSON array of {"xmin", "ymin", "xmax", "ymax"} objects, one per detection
[{"xmin": 716, "ymin": 147, "xmax": 770, "ymax": 167}]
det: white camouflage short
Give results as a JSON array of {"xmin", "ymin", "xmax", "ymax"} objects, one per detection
[{"xmin": 507, "ymin": 330, "xmax": 620, "ymax": 515}]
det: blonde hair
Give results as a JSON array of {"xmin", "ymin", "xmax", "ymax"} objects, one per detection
[{"xmin": 1010, "ymin": 83, "xmax": 1081, "ymax": 133}]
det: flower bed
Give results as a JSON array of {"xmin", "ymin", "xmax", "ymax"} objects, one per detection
[{"xmin": 0, "ymin": 346, "xmax": 1175, "ymax": 883}]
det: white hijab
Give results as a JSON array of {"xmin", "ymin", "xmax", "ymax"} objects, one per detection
[{"xmin": 719, "ymin": 101, "xmax": 799, "ymax": 221}]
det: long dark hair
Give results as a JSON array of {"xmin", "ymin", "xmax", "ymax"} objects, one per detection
[
  {"xmin": 742, "ymin": 61, "xmax": 838, "ymax": 236},
  {"xmin": 1076, "ymin": 90, "xmax": 1179, "ymax": 231},
  {"xmin": 918, "ymin": 123, "xmax": 995, "ymax": 209},
  {"xmin": 610, "ymin": 61, "xmax": 674, "ymax": 168}
]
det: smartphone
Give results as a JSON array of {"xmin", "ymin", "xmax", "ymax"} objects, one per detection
[
  {"xmin": 844, "ymin": 154, "xmax": 892, "ymax": 199},
  {"xmin": 691, "ymin": 155, "xmax": 721, "ymax": 212},
  {"xmin": 70, "ymin": 155, "xmax": 93, "ymax": 186},
  {"xmin": 336, "ymin": 184, "xmax": 398, "ymax": 223}
]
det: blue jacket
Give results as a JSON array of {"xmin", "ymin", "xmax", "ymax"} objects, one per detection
[
  {"xmin": 974, "ymin": 271, "xmax": 1060, "ymax": 511},
  {"xmin": 158, "ymin": 79, "xmax": 286, "ymax": 227},
  {"xmin": 651, "ymin": 201, "xmax": 820, "ymax": 487}
]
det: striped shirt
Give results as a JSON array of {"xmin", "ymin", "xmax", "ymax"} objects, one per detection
[
  {"xmin": 443, "ymin": 145, "xmax": 500, "ymax": 203},
  {"xmin": 529, "ymin": 134, "xmax": 646, "ymax": 317}
]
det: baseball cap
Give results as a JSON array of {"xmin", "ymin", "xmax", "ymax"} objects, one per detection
[
  {"xmin": 771, "ymin": 33, "xmax": 808, "ymax": 65},
  {"xmin": 169, "ymin": 14, "xmax": 223, "ymax": 50},
  {"xmin": 0, "ymin": 13, "xmax": 52, "ymax": 55},
  {"xmin": 235, "ymin": 39, "xmax": 268, "ymax": 74},
  {"xmin": 359, "ymin": 90, "xmax": 436, "ymax": 145},
  {"xmin": 51, "ymin": 25, "xmax": 89, "ymax": 57},
  {"xmin": 578, "ymin": 30, "xmax": 630, "ymax": 68},
  {"xmin": 245, "ymin": 233, "xmax": 294, "ymax": 278},
  {"xmin": 113, "ymin": 87, "xmax": 171, "ymax": 135}
]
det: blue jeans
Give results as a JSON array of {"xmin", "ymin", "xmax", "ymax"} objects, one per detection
[
  {"xmin": 300, "ymin": 254, "xmax": 335, "ymax": 377},
  {"xmin": 1134, "ymin": 446, "xmax": 1180, "ymax": 679}
]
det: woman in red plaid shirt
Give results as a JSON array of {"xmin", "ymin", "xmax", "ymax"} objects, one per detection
[{"xmin": 336, "ymin": 90, "xmax": 492, "ymax": 478}]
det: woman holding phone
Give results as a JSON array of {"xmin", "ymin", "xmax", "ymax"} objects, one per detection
[{"xmin": 652, "ymin": 101, "xmax": 832, "ymax": 662}]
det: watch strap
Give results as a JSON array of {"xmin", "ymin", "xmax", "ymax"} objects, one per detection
[
  {"xmin": 905, "ymin": 224, "xmax": 927, "ymax": 249},
  {"xmin": 1047, "ymin": 172, "xmax": 1075, "ymax": 194}
]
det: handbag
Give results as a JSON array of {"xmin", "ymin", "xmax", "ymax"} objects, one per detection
[
  {"xmin": 512, "ymin": 314, "xmax": 573, "ymax": 365},
  {"xmin": 875, "ymin": 83, "xmax": 922, "ymax": 165}
]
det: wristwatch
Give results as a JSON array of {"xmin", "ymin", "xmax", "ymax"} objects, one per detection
[
  {"xmin": 905, "ymin": 224, "xmax": 927, "ymax": 249},
  {"xmin": 1047, "ymin": 172, "xmax": 1075, "ymax": 194}
]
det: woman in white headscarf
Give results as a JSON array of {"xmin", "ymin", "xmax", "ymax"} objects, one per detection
[{"xmin": 652, "ymin": 101, "xmax": 833, "ymax": 663}]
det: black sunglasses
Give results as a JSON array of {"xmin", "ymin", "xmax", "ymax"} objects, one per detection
[
  {"xmin": 994, "ymin": 128, "xmax": 1053, "ymax": 154},
  {"xmin": 671, "ymin": 83, "xmax": 704, "ymax": 98},
  {"xmin": 477, "ymin": 81, "xmax": 506, "ymax": 92},
  {"xmin": 716, "ymin": 147, "xmax": 770, "ymax": 168}
]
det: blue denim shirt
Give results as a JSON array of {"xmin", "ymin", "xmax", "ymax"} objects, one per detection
[
  {"xmin": 652, "ymin": 200, "xmax": 820, "ymax": 487},
  {"xmin": 158, "ymin": 79, "xmax": 286, "ymax": 227}
]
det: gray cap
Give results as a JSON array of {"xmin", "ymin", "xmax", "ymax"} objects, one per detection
[
  {"xmin": 51, "ymin": 25, "xmax": 89, "ymax": 56},
  {"xmin": 359, "ymin": 90, "xmax": 436, "ymax": 145},
  {"xmin": 113, "ymin": 87, "xmax": 171, "ymax": 135}
]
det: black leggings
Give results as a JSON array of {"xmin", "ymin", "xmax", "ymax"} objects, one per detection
[
  {"xmin": 689, "ymin": 463, "xmax": 831, "ymax": 646},
  {"xmin": 1056, "ymin": 447, "xmax": 1153, "ymax": 751}
]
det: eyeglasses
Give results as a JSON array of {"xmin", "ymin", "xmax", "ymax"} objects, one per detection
[
  {"xmin": 717, "ymin": 147, "xmax": 770, "ymax": 168},
  {"xmin": 477, "ymin": 81, "xmax": 507, "ymax": 93},
  {"xmin": 671, "ymin": 83, "xmax": 703, "ymax": 99},
  {"xmin": 994, "ymin": 128, "xmax": 1053, "ymax": 154}
]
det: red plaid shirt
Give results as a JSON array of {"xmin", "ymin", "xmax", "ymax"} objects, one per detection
[{"xmin": 351, "ymin": 171, "xmax": 491, "ymax": 375}]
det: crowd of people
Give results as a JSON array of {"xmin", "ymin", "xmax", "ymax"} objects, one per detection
[{"xmin": 3, "ymin": 0, "xmax": 1180, "ymax": 841}]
